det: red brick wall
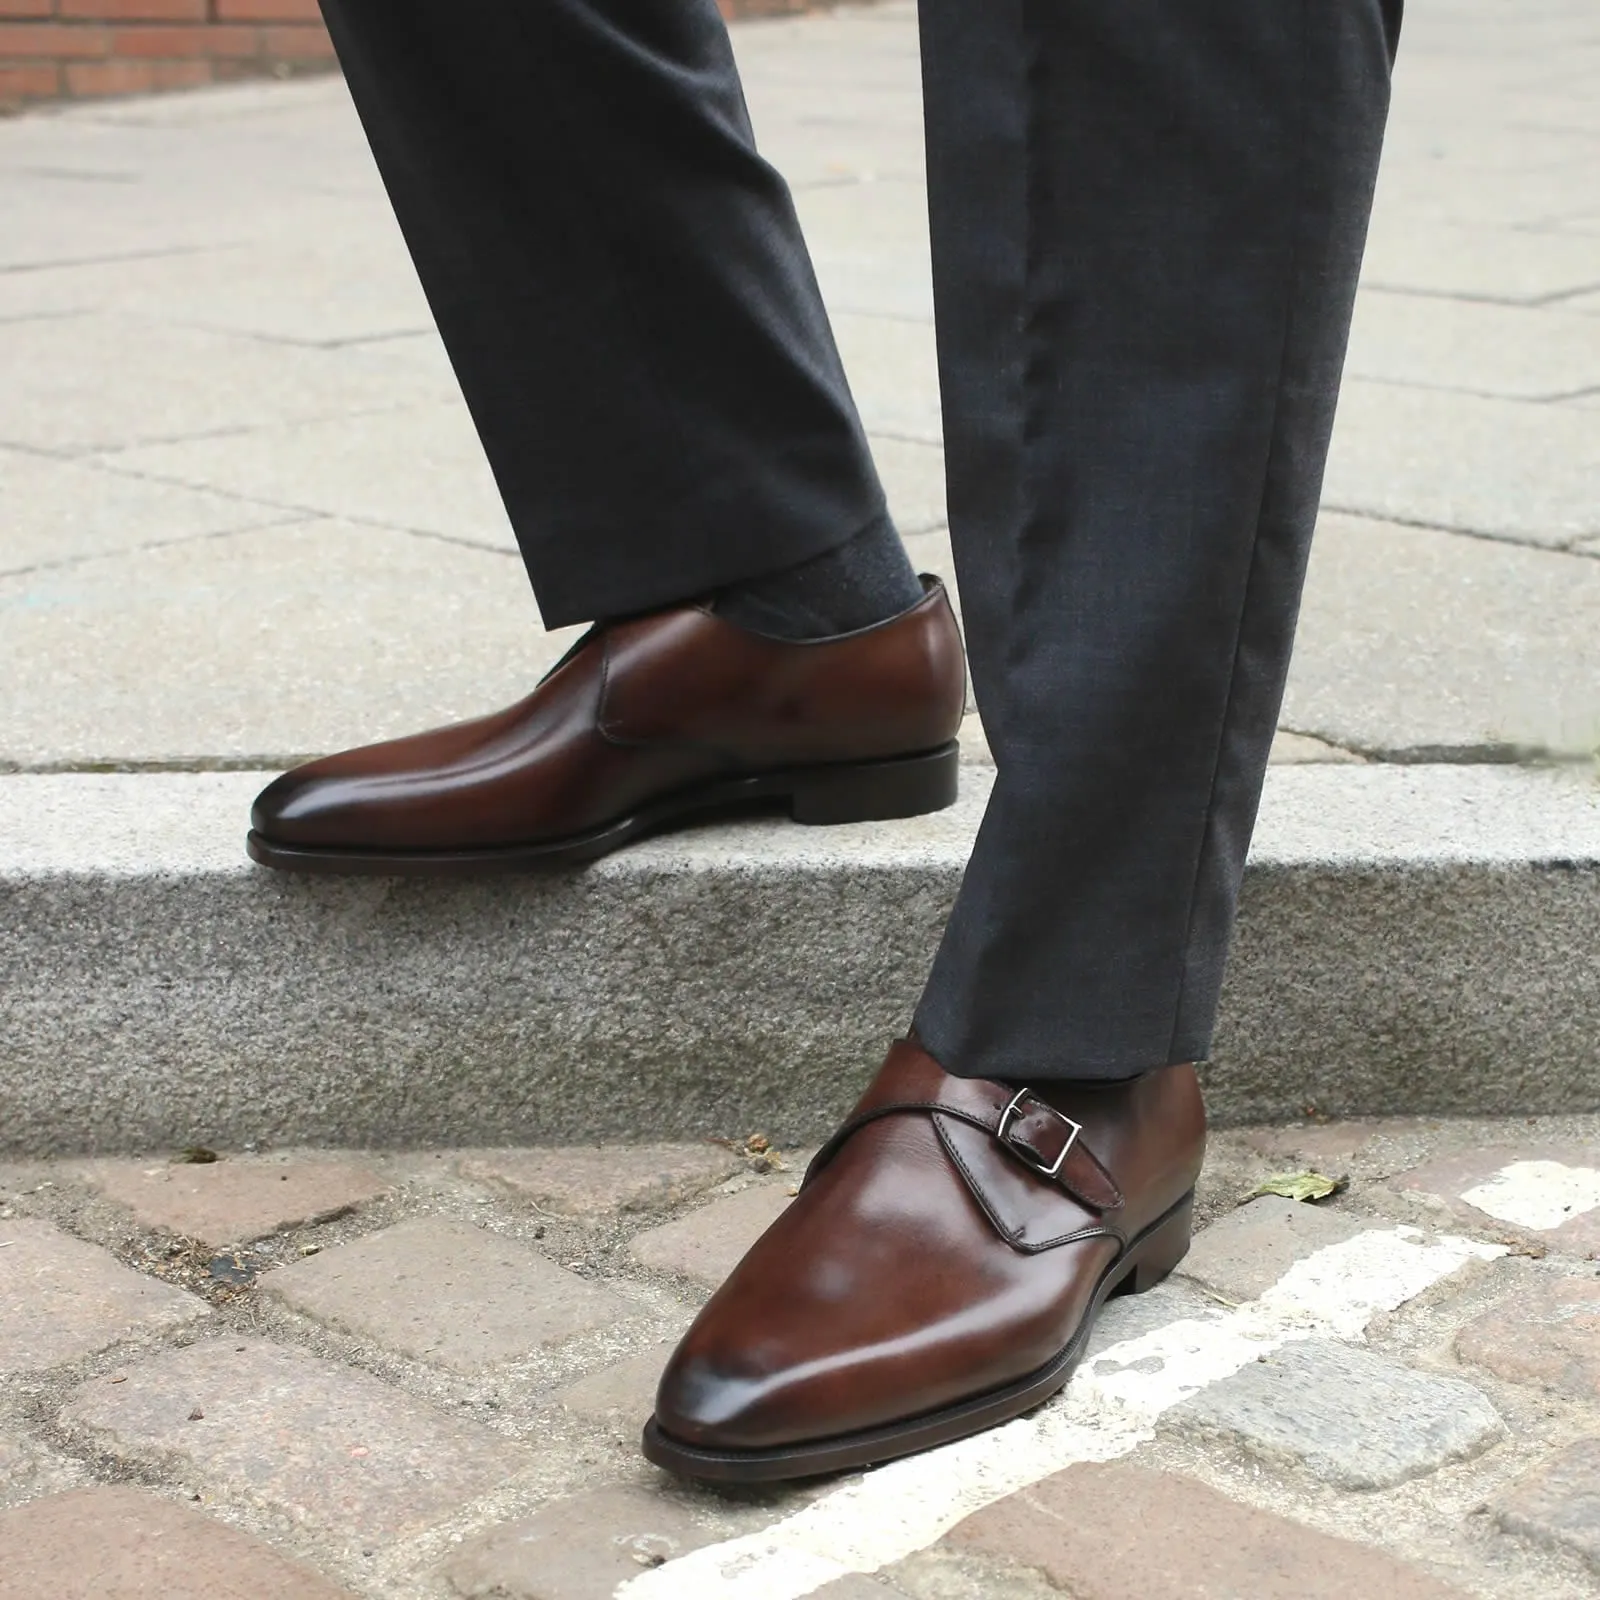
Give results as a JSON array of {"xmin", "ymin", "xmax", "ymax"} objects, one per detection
[
  {"xmin": 0, "ymin": 1, "xmax": 337, "ymax": 111},
  {"xmin": 0, "ymin": 0, "xmax": 860, "ymax": 112}
]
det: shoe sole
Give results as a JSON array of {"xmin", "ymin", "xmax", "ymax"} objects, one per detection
[
  {"xmin": 639, "ymin": 1188, "xmax": 1195, "ymax": 1485},
  {"xmin": 246, "ymin": 741, "xmax": 960, "ymax": 877}
]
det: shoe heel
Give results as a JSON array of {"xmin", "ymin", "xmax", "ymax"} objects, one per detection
[
  {"xmin": 789, "ymin": 743, "xmax": 960, "ymax": 825},
  {"xmin": 1111, "ymin": 1191, "xmax": 1194, "ymax": 1297}
]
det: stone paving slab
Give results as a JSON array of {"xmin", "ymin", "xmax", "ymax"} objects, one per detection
[
  {"xmin": 805, "ymin": 1581, "xmax": 900, "ymax": 1599},
  {"xmin": 1282, "ymin": 512, "xmax": 1600, "ymax": 758},
  {"xmin": 0, "ymin": 446, "xmax": 296, "ymax": 579},
  {"xmin": 92, "ymin": 400, "xmax": 522, "ymax": 557},
  {"xmin": 86, "ymin": 403, "xmax": 950, "ymax": 579},
  {"xmin": 0, "ymin": 1428, "xmax": 78, "ymax": 1512},
  {"xmin": 0, "ymin": 520, "xmax": 563, "ymax": 768},
  {"xmin": 1164, "ymin": 1337, "xmax": 1504, "ymax": 1489},
  {"xmin": 60, "ymin": 1337, "xmax": 524, "ymax": 1544},
  {"xmin": 0, "ymin": 313, "xmax": 450, "ymax": 458},
  {"xmin": 0, "ymin": 1485, "xmax": 356, "ymax": 1600},
  {"xmin": 442, "ymin": 1484, "xmax": 719, "ymax": 1600},
  {"xmin": 629, "ymin": 1185, "xmax": 795, "ymax": 1292},
  {"xmin": 0, "ymin": 229, "xmax": 434, "ymax": 349},
  {"xmin": 1494, "ymin": 1437, "xmax": 1600, "ymax": 1577},
  {"xmin": 829, "ymin": 310, "xmax": 942, "ymax": 444},
  {"xmin": 261, "ymin": 1217, "xmax": 642, "ymax": 1372},
  {"xmin": 1344, "ymin": 291, "xmax": 1600, "ymax": 401},
  {"xmin": 1389, "ymin": 1148, "xmax": 1600, "ymax": 1257},
  {"xmin": 930, "ymin": 1458, "xmax": 1473, "ymax": 1599},
  {"xmin": 1456, "ymin": 1273, "xmax": 1600, "ymax": 1399},
  {"xmin": 1175, "ymin": 1196, "xmax": 1366, "ymax": 1304},
  {"xmin": 0, "ymin": 1430, "xmax": 33, "ymax": 1487},
  {"xmin": 1083, "ymin": 1278, "xmax": 1221, "ymax": 1361},
  {"xmin": 1320, "ymin": 380, "xmax": 1600, "ymax": 549},
  {"xmin": 84, "ymin": 1154, "xmax": 388, "ymax": 1248},
  {"xmin": 793, "ymin": 175, "xmax": 935, "ymax": 322},
  {"xmin": 0, "ymin": 170, "xmax": 275, "ymax": 278},
  {"xmin": 0, "ymin": 1217, "xmax": 207, "ymax": 1374},
  {"xmin": 1268, "ymin": 729, "xmax": 1366, "ymax": 763},
  {"xmin": 1, "ymin": 0, "xmax": 1593, "ymax": 783},
  {"xmin": 456, "ymin": 1145, "xmax": 745, "ymax": 1218},
  {"xmin": 1239, "ymin": 1118, "xmax": 1422, "ymax": 1167},
  {"xmin": 867, "ymin": 434, "xmax": 947, "ymax": 537},
  {"xmin": 556, "ymin": 1343, "xmax": 680, "ymax": 1428},
  {"xmin": 1368, "ymin": 141, "xmax": 1598, "ymax": 235},
  {"xmin": 4, "ymin": 764, "xmax": 1598, "ymax": 1152},
  {"xmin": 1359, "ymin": 213, "xmax": 1600, "ymax": 304}
]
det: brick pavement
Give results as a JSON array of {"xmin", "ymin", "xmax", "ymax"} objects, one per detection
[{"xmin": 2, "ymin": 1120, "xmax": 1599, "ymax": 1598}]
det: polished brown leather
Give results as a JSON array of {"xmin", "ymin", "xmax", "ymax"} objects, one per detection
[
  {"xmin": 251, "ymin": 580, "xmax": 964, "ymax": 853},
  {"xmin": 652, "ymin": 1038, "xmax": 1205, "ymax": 1454}
]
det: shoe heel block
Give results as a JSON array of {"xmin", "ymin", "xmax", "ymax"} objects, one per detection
[
  {"xmin": 788, "ymin": 742, "xmax": 960, "ymax": 825},
  {"xmin": 1114, "ymin": 1191, "xmax": 1195, "ymax": 1297}
]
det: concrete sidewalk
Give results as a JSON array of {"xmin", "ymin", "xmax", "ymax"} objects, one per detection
[
  {"xmin": 2, "ymin": 0, "xmax": 1599, "ymax": 1151},
  {"xmin": 2, "ymin": 0, "xmax": 1597, "ymax": 769}
]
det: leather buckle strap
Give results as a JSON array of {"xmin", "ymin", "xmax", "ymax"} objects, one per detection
[
  {"xmin": 805, "ymin": 1080, "xmax": 1124, "ymax": 1215},
  {"xmin": 996, "ymin": 1088, "xmax": 1082, "ymax": 1179}
]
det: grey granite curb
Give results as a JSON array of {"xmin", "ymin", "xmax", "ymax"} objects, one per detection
[{"xmin": 2, "ymin": 765, "xmax": 1598, "ymax": 1153}]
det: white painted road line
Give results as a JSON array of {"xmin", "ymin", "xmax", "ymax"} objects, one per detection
[
  {"xmin": 1459, "ymin": 1159, "xmax": 1600, "ymax": 1231},
  {"xmin": 618, "ymin": 1227, "xmax": 1504, "ymax": 1600}
]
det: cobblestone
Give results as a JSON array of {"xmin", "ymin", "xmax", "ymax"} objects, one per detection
[
  {"xmin": 1083, "ymin": 1280, "xmax": 1221, "ymax": 1368},
  {"xmin": 85, "ymin": 1154, "xmax": 388, "ymax": 1248},
  {"xmin": 808, "ymin": 1581, "xmax": 903, "ymax": 1598},
  {"xmin": 1392, "ymin": 1149, "xmax": 1600, "ymax": 1256},
  {"xmin": 937, "ymin": 1459, "xmax": 1471, "ymax": 1599},
  {"xmin": 556, "ymin": 1342, "xmax": 679, "ymax": 1426},
  {"xmin": 3, "ymin": 1133, "xmax": 1595, "ymax": 1596},
  {"xmin": 1237, "ymin": 1121, "xmax": 1394, "ymax": 1166},
  {"xmin": 1494, "ymin": 1437, "xmax": 1600, "ymax": 1576},
  {"xmin": 261, "ymin": 1216, "xmax": 640, "ymax": 1371},
  {"xmin": 457, "ymin": 1144, "xmax": 744, "ymax": 1216},
  {"xmin": 628, "ymin": 1185, "xmax": 793, "ymax": 1292},
  {"xmin": 442, "ymin": 1484, "xmax": 716, "ymax": 1599},
  {"xmin": 0, "ymin": 1429, "xmax": 72, "ymax": 1509},
  {"xmin": 0, "ymin": 1486, "xmax": 354, "ymax": 1599},
  {"xmin": 1175, "ymin": 1196, "xmax": 1366, "ymax": 1302},
  {"xmin": 1164, "ymin": 1338, "xmax": 1504, "ymax": 1488},
  {"xmin": 1456, "ymin": 1272, "xmax": 1600, "ymax": 1400},
  {"xmin": 59, "ymin": 1337, "xmax": 523, "ymax": 1543},
  {"xmin": 0, "ymin": 1217, "xmax": 207, "ymax": 1373}
]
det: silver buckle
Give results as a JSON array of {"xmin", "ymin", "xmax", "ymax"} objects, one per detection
[{"xmin": 996, "ymin": 1088, "xmax": 1082, "ymax": 1179}]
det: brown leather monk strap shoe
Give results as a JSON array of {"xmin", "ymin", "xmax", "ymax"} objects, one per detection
[
  {"xmin": 247, "ymin": 577, "xmax": 965, "ymax": 874},
  {"xmin": 643, "ymin": 1037, "xmax": 1205, "ymax": 1482}
]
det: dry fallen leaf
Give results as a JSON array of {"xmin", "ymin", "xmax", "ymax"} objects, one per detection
[{"xmin": 1248, "ymin": 1170, "xmax": 1348, "ymax": 1204}]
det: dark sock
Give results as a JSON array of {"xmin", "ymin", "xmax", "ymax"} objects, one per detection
[
  {"xmin": 714, "ymin": 512, "xmax": 924, "ymax": 640},
  {"xmin": 998, "ymin": 1073, "xmax": 1151, "ymax": 1095}
]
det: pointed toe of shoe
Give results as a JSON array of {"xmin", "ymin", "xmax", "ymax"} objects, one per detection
[
  {"xmin": 249, "ymin": 768, "xmax": 313, "ymax": 840},
  {"xmin": 249, "ymin": 761, "xmax": 366, "ymax": 847},
  {"xmin": 651, "ymin": 1334, "xmax": 797, "ymax": 1454}
]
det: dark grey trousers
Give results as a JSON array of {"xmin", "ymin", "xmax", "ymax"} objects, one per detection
[{"xmin": 317, "ymin": 0, "xmax": 1400, "ymax": 1081}]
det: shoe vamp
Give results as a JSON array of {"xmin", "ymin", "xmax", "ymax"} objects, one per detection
[
  {"xmin": 256, "ymin": 674, "xmax": 726, "ymax": 849},
  {"xmin": 657, "ymin": 1119, "xmax": 1117, "ymax": 1450}
]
